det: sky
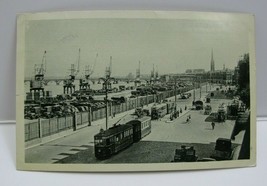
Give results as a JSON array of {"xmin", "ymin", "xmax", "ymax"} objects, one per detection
[{"xmin": 24, "ymin": 16, "xmax": 250, "ymax": 78}]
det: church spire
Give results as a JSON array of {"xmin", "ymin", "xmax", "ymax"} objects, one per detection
[{"xmin": 210, "ymin": 49, "xmax": 215, "ymax": 72}]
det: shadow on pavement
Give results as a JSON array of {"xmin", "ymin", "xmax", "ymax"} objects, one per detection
[
  {"xmin": 53, "ymin": 141, "xmax": 215, "ymax": 164},
  {"xmin": 53, "ymin": 140, "xmax": 244, "ymax": 164}
]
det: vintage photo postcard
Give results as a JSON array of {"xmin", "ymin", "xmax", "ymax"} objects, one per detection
[{"xmin": 16, "ymin": 11, "xmax": 256, "ymax": 172}]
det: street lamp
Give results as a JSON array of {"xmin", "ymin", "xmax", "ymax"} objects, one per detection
[
  {"xmin": 174, "ymin": 77, "xmax": 177, "ymax": 111},
  {"xmin": 199, "ymin": 76, "xmax": 202, "ymax": 99},
  {"xmin": 193, "ymin": 81, "xmax": 196, "ymax": 102}
]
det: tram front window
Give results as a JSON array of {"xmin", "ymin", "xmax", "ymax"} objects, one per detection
[{"xmin": 95, "ymin": 139, "xmax": 105, "ymax": 146}]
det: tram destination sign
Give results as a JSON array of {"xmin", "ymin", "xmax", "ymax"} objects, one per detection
[{"xmin": 16, "ymin": 10, "xmax": 256, "ymax": 172}]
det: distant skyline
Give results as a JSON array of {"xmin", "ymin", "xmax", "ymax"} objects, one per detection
[{"xmin": 25, "ymin": 17, "xmax": 250, "ymax": 78}]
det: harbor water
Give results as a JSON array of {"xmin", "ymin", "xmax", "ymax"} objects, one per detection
[{"xmin": 24, "ymin": 80, "xmax": 135, "ymax": 97}]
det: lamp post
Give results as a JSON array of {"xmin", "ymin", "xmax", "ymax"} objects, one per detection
[
  {"xmin": 88, "ymin": 102, "xmax": 91, "ymax": 126},
  {"xmin": 174, "ymin": 77, "xmax": 177, "ymax": 111},
  {"xmin": 193, "ymin": 81, "xmax": 196, "ymax": 102},
  {"xmin": 199, "ymin": 77, "xmax": 202, "ymax": 99},
  {"xmin": 99, "ymin": 76, "xmax": 115, "ymax": 130}
]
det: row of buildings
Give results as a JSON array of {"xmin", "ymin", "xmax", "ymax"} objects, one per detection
[{"xmin": 161, "ymin": 50, "xmax": 239, "ymax": 85}]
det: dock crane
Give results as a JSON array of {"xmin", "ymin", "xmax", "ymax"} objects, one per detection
[
  {"xmin": 106, "ymin": 56, "xmax": 112, "ymax": 78},
  {"xmin": 63, "ymin": 48, "xmax": 80, "ymax": 94},
  {"xmin": 79, "ymin": 53, "xmax": 98, "ymax": 90},
  {"xmin": 70, "ymin": 48, "xmax": 80, "ymax": 80},
  {"xmin": 30, "ymin": 50, "xmax": 47, "ymax": 99},
  {"xmin": 100, "ymin": 56, "xmax": 114, "ymax": 90},
  {"xmin": 108, "ymin": 56, "xmax": 118, "ymax": 84}
]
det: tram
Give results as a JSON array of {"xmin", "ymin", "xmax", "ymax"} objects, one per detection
[
  {"xmin": 166, "ymin": 102, "xmax": 176, "ymax": 114},
  {"xmin": 151, "ymin": 103, "xmax": 167, "ymax": 120},
  {"xmin": 126, "ymin": 116, "xmax": 151, "ymax": 142},
  {"xmin": 94, "ymin": 116, "xmax": 151, "ymax": 160}
]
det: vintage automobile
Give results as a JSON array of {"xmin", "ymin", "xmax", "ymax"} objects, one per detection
[
  {"xmin": 217, "ymin": 104, "xmax": 227, "ymax": 122},
  {"xmin": 204, "ymin": 105, "xmax": 212, "ymax": 115},
  {"xmin": 111, "ymin": 96, "xmax": 126, "ymax": 104},
  {"xmin": 194, "ymin": 100, "xmax": 204, "ymax": 110},
  {"xmin": 173, "ymin": 145, "xmax": 198, "ymax": 162},
  {"xmin": 210, "ymin": 138, "xmax": 234, "ymax": 160},
  {"xmin": 180, "ymin": 94, "xmax": 189, "ymax": 99},
  {"xmin": 135, "ymin": 107, "xmax": 150, "ymax": 117}
]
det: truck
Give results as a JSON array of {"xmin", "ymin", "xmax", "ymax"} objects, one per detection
[
  {"xmin": 217, "ymin": 104, "xmax": 227, "ymax": 122},
  {"xmin": 194, "ymin": 100, "xmax": 204, "ymax": 110},
  {"xmin": 210, "ymin": 138, "xmax": 233, "ymax": 160},
  {"xmin": 134, "ymin": 107, "xmax": 150, "ymax": 117},
  {"xmin": 173, "ymin": 145, "xmax": 198, "ymax": 162}
]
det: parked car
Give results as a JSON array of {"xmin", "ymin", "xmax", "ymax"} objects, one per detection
[
  {"xmin": 111, "ymin": 96, "xmax": 126, "ymax": 104},
  {"xmin": 173, "ymin": 145, "xmax": 198, "ymax": 162},
  {"xmin": 217, "ymin": 105, "xmax": 227, "ymax": 122},
  {"xmin": 204, "ymin": 105, "xmax": 212, "ymax": 115},
  {"xmin": 180, "ymin": 94, "xmax": 189, "ymax": 99},
  {"xmin": 210, "ymin": 138, "xmax": 234, "ymax": 160},
  {"xmin": 194, "ymin": 100, "xmax": 204, "ymax": 110}
]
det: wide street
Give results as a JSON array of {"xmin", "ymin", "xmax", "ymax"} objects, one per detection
[{"xmin": 25, "ymin": 84, "xmax": 243, "ymax": 164}]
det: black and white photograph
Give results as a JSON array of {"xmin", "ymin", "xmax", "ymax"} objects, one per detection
[{"xmin": 16, "ymin": 11, "xmax": 256, "ymax": 172}]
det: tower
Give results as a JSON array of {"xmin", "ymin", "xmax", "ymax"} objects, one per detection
[
  {"xmin": 134, "ymin": 61, "xmax": 141, "ymax": 86},
  {"xmin": 210, "ymin": 49, "xmax": 215, "ymax": 72}
]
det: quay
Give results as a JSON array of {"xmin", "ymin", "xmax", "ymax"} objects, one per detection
[{"xmin": 25, "ymin": 84, "xmax": 246, "ymax": 163}]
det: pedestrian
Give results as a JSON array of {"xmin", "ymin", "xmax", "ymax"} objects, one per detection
[
  {"xmin": 188, "ymin": 114, "xmax": 191, "ymax": 120},
  {"xmin": 211, "ymin": 122, "xmax": 215, "ymax": 130},
  {"xmin": 113, "ymin": 111, "xmax": 116, "ymax": 118},
  {"xmin": 186, "ymin": 116, "xmax": 190, "ymax": 123},
  {"xmin": 185, "ymin": 105, "xmax": 187, "ymax": 110},
  {"xmin": 180, "ymin": 108, "xmax": 182, "ymax": 113}
]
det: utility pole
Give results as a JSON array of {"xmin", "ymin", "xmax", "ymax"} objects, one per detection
[
  {"xmin": 105, "ymin": 82, "xmax": 108, "ymax": 129},
  {"xmin": 174, "ymin": 77, "xmax": 177, "ymax": 111},
  {"xmin": 99, "ymin": 56, "xmax": 115, "ymax": 130},
  {"xmin": 193, "ymin": 81, "xmax": 196, "ymax": 102},
  {"xmin": 199, "ymin": 78, "xmax": 202, "ymax": 99}
]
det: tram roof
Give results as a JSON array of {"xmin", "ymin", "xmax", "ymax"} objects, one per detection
[
  {"xmin": 94, "ymin": 124, "xmax": 132, "ymax": 138},
  {"xmin": 151, "ymin": 103, "xmax": 167, "ymax": 109},
  {"xmin": 126, "ymin": 116, "xmax": 151, "ymax": 124},
  {"xmin": 136, "ymin": 116, "xmax": 151, "ymax": 122}
]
